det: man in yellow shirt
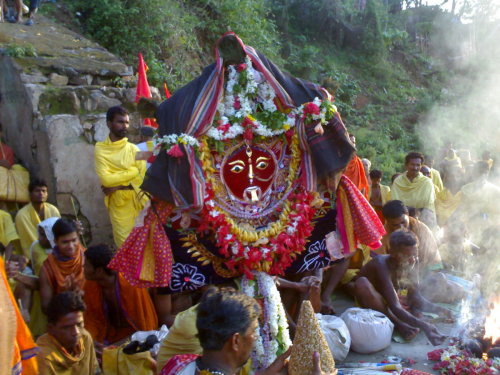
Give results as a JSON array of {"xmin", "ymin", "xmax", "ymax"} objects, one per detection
[
  {"xmin": 391, "ymin": 152, "xmax": 436, "ymax": 229},
  {"xmin": 94, "ymin": 106, "xmax": 147, "ymax": 247},
  {"xmin": 0, "ymin": 208, "xmax": 19, "ymax": 259},
  {"xmin": 15, "ymin": 179, "xmax": 60, "ymax": 258},
  {"xmin": 424, "ymin": 155, "xmax": 444, "ymax": 194},
  {"xmin": 36, "ymin": 291, "xmax": 99, "ymax": 375}
]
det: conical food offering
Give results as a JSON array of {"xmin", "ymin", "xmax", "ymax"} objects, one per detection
[{"xmin": 289, "ymin": 300, "xmax": 337, "ymax": 375}]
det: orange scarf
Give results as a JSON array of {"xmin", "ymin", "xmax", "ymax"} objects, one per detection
[
  {"xmin": 83, "ymin": 273, "xmax": 158, "ymax": 344},
  {"xmin": 343, "ymin": 155, "xmax": 370, "ymax": 199},
  {"xmin": 0, "ymin": 257, "xmax": 38, "ymax": 375},
  {"xmin": 42, "ymin": 244, "xmax": 86, "ymax": 294}
]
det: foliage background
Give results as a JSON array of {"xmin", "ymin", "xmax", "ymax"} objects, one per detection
[{"xmin": 41, "ymin": 0, "xmax": 490, "ymax": 183}]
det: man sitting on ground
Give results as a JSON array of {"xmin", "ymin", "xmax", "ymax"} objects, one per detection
[
  {"xmin": 83, "ymin": 244, "xmax": 158, "ymax": 347},
  {"xmin": 39, "ymin": 219, "xmax": 85, "ymax": 313},
  {"xmin": 15, "ymin": 178, "xmax": 60, "ymax": 258},
  {"xmin": 376, "ymin": 200, "xmax": 441, "ymax": 272},
  {"xmin": 347, "ymin": 230, "xmax": 450, "ymax": 345},
  {"xmin": 391, "ymin": 152, "xmax": 436, "ymax": 228},
  {"xmin": 36, "ymin": 291, "xmax": 99, "ymax": 375}
]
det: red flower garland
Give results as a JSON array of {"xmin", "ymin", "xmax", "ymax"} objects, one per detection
[{"xmin": 198, "ymin": 186, "xmax": 318, "ymax": 279}]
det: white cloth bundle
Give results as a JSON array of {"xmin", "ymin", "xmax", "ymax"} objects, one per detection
[
  {"xmin": 340, "ymin": 308, "xmax": 394, "ymax": 354},
  {"xmin": 316, "ymin": 313, "xmax": 351, "ymax": 361}
]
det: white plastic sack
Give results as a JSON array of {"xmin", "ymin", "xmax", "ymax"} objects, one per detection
[
  {"xmin": 340, "ymin": 308, "xmax": 394, "ymax": 354},
  {"xmin": 131, "ymin": 324, "xmax": 169, "ymax": 356},
  {"xmin": 316, "ymin": 313, "xmax": 351, "ymax": 361}
]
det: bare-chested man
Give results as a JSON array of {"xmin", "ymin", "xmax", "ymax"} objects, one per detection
[{"xmin": 347, "ymin": 230, "xmax": 451, "ymax": 345}]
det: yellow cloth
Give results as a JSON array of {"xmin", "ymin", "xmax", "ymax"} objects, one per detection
[
  {"xmin": 430, "ymin": 168, "xmax": 444, "ymax": 194},
  {"xmin": 157, "ymin": 305, "xmax": 201, "ymax": 371},
  {"xmin": 36, "ymin": 329, "xmax": 98, "ymax": 375},
  {"xmin": 103, "ymin": 346, "xmax": 155, "ymax": 375},
  {"xmin": 0, "ymin": 257, "xmax": 39, "ymax": 375},
  {"xmin": 28, "ymin": 242, "xmax": 52, "ymax": 338},
  {"xmin": 15, "ymin": 203, "xmax": 60, "ymax": 257},
  {"xmin": 435, "ymin": 188, "xmax": 461, "ymax": 226},
  {"xmin": 0, "ymin": 208, "xmax": 19, "ymax": 247},
  {"xmin": 368, "ymin": 184, "xmax": 391, "ymax": 205},
  {"xmin": 391, "ymin": 172, "xmax": 435, "ymax": 211},
  {"xmin": 95, "ymin": 137, "xmax": 147, "ymax": 247}
]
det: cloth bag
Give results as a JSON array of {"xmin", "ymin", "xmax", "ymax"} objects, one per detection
[
  {"xmin": 0, "ymin": 167, "xmax": 29, "ymax": 203},
  {"xmin": 102, "ymin": 345, "xmax": 156, "ymax": 375},
  {"xmin": 316, "ymin": 313, "xmax": 351, "ymax": 361},
  {"xmin": 340, "ymin": 308, "xmax": 394, "ymax": 354}
]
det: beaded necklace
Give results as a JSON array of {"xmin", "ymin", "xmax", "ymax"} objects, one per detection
[{"xmin": 195, "ymin": 358, "xmax": 228, "ymax": 375}]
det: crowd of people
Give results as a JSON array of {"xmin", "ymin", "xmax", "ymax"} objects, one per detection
[{"xmin": 0, "ymin": 104, "xmax": 498, "ymax": 375}]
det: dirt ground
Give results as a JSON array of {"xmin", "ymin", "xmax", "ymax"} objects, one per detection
[{"xmin": 332, "ymin": 292, "xmax": 455, "ymax": 374}]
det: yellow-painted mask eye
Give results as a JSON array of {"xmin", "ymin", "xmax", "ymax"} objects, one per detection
[
  {"xmin": 256, "ymin": 161, "xmax": 268, "ymax": 170},
  {"xmin": 231, "ymin": 165, "xmax": 244, "ymax": 173}
]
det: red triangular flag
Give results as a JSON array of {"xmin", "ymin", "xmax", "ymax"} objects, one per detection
[
  {"xmin": 135, "ymin": 53, "xmax": 152, "ymax": 103},
  {"xmin": 135, "ymin": 53, "xmax": 157, "ymax": 128},
  {"xmin": 163, "ymin": 82, "xmax": 171, "ymax": 99}
]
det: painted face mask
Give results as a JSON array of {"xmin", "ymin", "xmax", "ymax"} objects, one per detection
[{"xmin": 221, "ymin": 144, "xmax": 277, "ymax": 203}]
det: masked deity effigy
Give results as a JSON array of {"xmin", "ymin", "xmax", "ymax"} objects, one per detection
[{"xmin": 109, "ymin": 32, "xmax": 385, "ymax": 370}]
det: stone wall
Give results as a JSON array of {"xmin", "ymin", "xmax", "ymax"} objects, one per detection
[{"xmin": 0, "ymin": 22, "xmax": 161, "ymax": 243}]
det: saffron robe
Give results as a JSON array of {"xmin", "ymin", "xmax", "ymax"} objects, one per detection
[
  {"xmin": 15, "ymin": 203, "xmax": 60, "ymax": 257},
  {"xmin": 0, "ymin": 257, "xmax": 38, "ymax": 375},
  {"xmin": 36, "ymin": 329, "xmax": 98, "ymax": 375},
  {"xmin": 94, "ymin": 137, "xmax": 147, "ymax": 247},
  {"xmin": 0, "ymin": 208, "xmax": 19, "ymax": 247},
  {"xmin": 41, "ymin": 245, "xmax": 85, "ymax": 294},
  {"xmin": 83, "ymin": 273, "xmax": 158, "ymax": 344},
  {"xmin": 343, "ymin": 155, "xmax": 370, "ymax": 199},
  {"xmin": 391, "ymin": 172, "xmax": 436, "ymax": 212}
]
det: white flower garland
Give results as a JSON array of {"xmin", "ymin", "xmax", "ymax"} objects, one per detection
[
  {"xmin": 241, "ymin": 272, "xmax": 292, "ymax": 371},
  {"xmin": 208, "ymin": 56, "xmax": 337, "ymax": 141},
  {"xmin": 152, "ymin": 133, "xmax": 200, "ymax": 156}
]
